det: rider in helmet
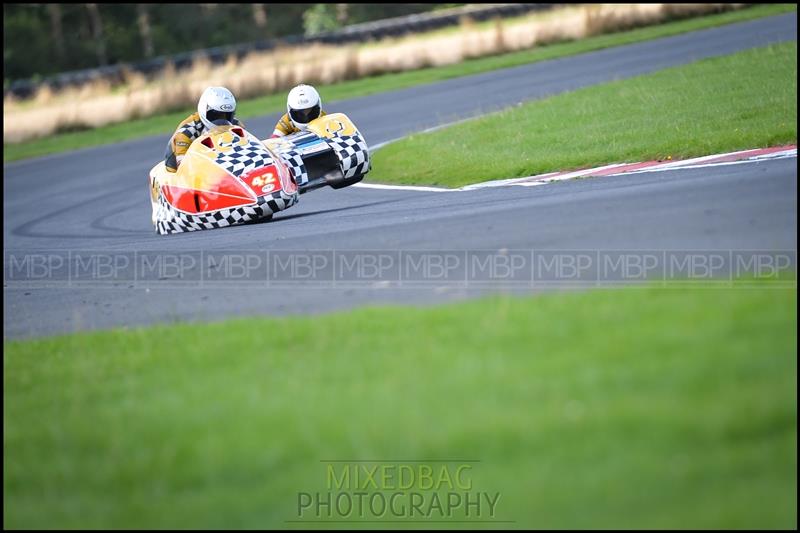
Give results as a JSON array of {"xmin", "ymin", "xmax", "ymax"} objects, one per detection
[
  {"xmin": 271, "ymin": 84, "xmax": 326, "ymax": 138},
  {"xmin": 164, "ymin": 86, "xmax": 245, "ymax": 172}
]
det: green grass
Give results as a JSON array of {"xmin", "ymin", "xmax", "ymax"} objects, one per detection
[
  {"xmin": 370, "ymin": 41, "xmax": 798, "ymax": 188},
  {"xmin": 3, "ymin": 3, "xmax": 795, "ymax": 164},
  {"xmin": 4, "ymin": 284, "xmax": 797, "ymax": 528}
]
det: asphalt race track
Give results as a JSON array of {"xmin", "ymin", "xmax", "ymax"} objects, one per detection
[{"xmin": 3, "ymin": 14, "xmax": 797, "ymax": 339}]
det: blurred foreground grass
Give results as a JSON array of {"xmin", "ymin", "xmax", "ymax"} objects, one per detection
[
  {"xmin": 371, "ymin": 41, "xmax": 797, "ymax": 187},
  {"xmin": 4, "ymin": 284, "xmax": 797, "ymax": 528}
]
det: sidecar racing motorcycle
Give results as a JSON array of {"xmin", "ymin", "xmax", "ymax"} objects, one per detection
[{"xmin": 148, "ymin": 113, "xmax": 370, "ymax": 234}]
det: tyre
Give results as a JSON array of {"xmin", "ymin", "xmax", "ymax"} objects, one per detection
[{"xmin": 329, "ymin": 173, "xmax": 364, "ymax": 189}]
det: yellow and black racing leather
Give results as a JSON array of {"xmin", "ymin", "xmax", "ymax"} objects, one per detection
[
  {"xmin": 164, "ymin": 112, "xmax": 245, "ymax": 172},
  {"xmin": 272, "ymin": 110, "xmax": 327, "ymax": 137}
]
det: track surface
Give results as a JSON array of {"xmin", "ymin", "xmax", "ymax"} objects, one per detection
[{"xmin": 3, "ymin": 14, "xmax": 797, "ymax": 339}]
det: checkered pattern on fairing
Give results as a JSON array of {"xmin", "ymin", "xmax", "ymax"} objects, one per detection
[
  {"xmin": 214, "ymin": 142, "xmax": 274, "ymax": 177},
  {"xmin": 327, "ymin": 135, "xmax": 370, "ymax": 179},
  {"xmin": 153, "ymin": 188, "xmax": 298, "ymax": 235},
  {"xmin": 178, "ymin": 118, "xmax": 204, "ymax": 139},
  {"xmin": 267, "ymin": 143, "xmax": 308, "ymax": 185},
  {"xmin": 281, "ymin": 149, "xmax": 308, "ymax": 185}
]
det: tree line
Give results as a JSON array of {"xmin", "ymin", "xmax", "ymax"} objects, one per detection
[{"xmin": 3, "ymin": 3, "xmax": 453, "ymax": 85}]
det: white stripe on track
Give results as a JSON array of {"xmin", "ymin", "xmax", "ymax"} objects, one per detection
[
  {"xmin": 369, "ymin": 115, "xmax": 496, "ymax": 153},
  {"xmin": 616, "ymin": 151, "xmax": 797, "ymax": 176},
  {"xmin": 356, "ymin": 147, "xmax": 796, "ymax": 193},
  {"xmin": 352, "ymin": 182, "xmax": 453, "ymax": 192}
]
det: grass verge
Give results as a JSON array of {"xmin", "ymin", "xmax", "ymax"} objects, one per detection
[
  {"xmin": 4, "ymin": 283, "xmax": 797, "ymax": 528},
  {"xmin": 3, "ymin": 4, "xmax": 795, "ymax": 164},
  {"xmin": 370, "ymin": 41, "xmax": 797, "ymax": 188}
]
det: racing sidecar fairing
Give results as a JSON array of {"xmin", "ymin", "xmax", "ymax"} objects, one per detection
[
  {"xmin": 263, "ymin": 113, "xmax": 371, "ymax": 193},
  {"xmin": 149, "ymin": 113, "xmax": 370, "ymax": 235}
]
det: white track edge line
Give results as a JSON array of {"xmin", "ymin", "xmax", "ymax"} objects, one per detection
[{"xmin": 355, "ymin": 149, "xmax": 796, "ymax": 193}]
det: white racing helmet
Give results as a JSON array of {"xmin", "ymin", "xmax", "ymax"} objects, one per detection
[
  {"xmin": 287, "ymin": 84, "xmax": 322, "ymax": 131},
  {"xmin": 197, "ymin": 86, "xmax": 237, "ymax": 131}
]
